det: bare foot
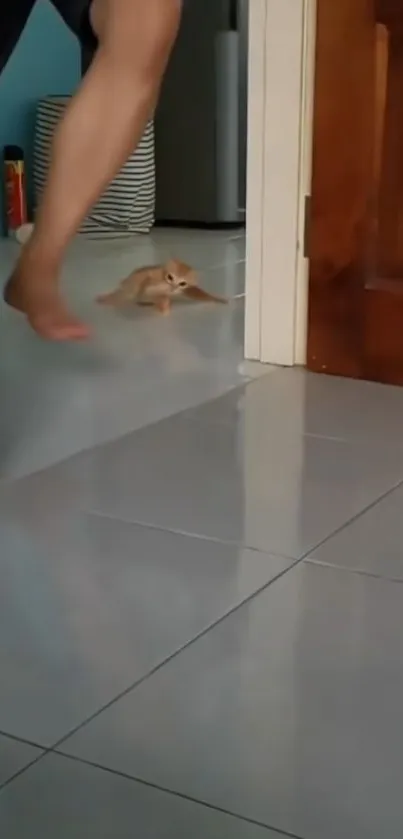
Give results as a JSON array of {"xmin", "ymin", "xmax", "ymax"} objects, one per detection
[{"xmin": 4, "ymin": 271, "xmax": 90, "ymax": 342}]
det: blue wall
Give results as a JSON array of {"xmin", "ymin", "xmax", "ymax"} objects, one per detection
[{"xmin": 0, "ymin": 0, "xmax": 80, "ymax": 221}]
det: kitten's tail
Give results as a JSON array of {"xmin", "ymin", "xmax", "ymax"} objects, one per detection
[
  {"xmin": 96, "ymin": 289, "xmax": 128, "ymax": 306},
  {"xmin": 184, "ymin": 286, "xmax": 228, "ymax": 304}
]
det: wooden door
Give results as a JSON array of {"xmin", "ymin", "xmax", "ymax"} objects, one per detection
[{"xmin": 307, "ymin": 0, "xmax": 403, "ymax": 384}]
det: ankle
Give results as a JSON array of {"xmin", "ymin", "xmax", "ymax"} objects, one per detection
[{"xmin": 18, "ymin": 243, "xmax": 61, "ymax": 278}]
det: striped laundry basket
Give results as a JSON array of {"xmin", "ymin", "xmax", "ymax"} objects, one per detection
[{"xmin": 34, "ymin": 96, "xmax": 155, "ymax": 239}]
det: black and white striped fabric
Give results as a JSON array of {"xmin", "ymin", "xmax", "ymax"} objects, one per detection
[{"xmin": 34, "ymin": 96, "xmax": 155, "ymax": 239}]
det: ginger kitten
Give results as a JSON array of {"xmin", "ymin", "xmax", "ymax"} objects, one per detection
[{"xmin": 97, "ymin": 258, "xmax": 227, "ymax": 314}]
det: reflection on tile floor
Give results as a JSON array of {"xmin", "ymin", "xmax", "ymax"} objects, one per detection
[{"xmin": 3, "ymin": 236, "xmax": 403, "ymax": 837}]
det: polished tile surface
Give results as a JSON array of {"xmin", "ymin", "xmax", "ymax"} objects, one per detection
[
  {"xmin": 310, "ymin": 482, "xmax": 403, "ymax": 580},
  {"xmin": 21, "ymin": 402, "xmax": 403, "ymax": 559},
  {"xmin": 0, "ymin": 753, "xmax": 282, "ymax": 838},
  {"xmin": 2, "ymin": 310, "xmax": 403, "ymax": 838},
  {"xmin": 0, "ymin": 229, "xmax": 254, "ymax": 481},
  {"xmin": 185, "ymin": 365, "xmax": 403, "ymax": 443},
  {"xmin": 0, "ymin": 736, "xmax": 42, "ymax": 787},
  {"xmin": 63, "ymin": 562, "xmax": 403, "ymax": 839},
  {"xmin": 0, "ymin": 508, "xmax": 290, "ymax": 745}
]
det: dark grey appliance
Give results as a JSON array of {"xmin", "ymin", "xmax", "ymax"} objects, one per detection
[{"xmin": 154, "ymin": 0, "xmax": 248, "ymax": 226}]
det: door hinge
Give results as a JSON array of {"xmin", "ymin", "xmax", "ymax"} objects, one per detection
[{"xmin": 303, "ymin": 195, "xmax": 311, "ymax": 259}]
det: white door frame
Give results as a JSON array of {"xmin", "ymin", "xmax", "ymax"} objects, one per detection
[{"xmin": 245, "ymin": 0, "xmax": 315, "ymax": 367}]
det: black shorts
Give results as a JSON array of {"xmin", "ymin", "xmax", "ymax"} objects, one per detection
[{"xmin": 0, "ymin": 0, "xmax": 96, "ymax": 75}]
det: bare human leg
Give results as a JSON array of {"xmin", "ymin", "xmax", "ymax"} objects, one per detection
[{"xmin": 5, "ymin": 0, "xmax": 182, "ymax": 340}]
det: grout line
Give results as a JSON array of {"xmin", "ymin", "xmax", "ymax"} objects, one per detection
[
  {"xmin": 299, "ymin": 477, "xmax": 403, "ymax": 562},
  {"xmin": 86, "ymin": 510, "xmax": 297, "ymax": 562},
  {"xmin": 46, "ymin": 560, "xmax": 300, "ymax": 754},
  {"xmin": 303, "ymin": 556, "xmax": 403, "ymax": 585},
  {"xmin": 93, "ymin": 499, "xmax": 403, "ymax": 590},
  {"xmin": 46, "ymin": 751, "xmax": 306, "ymax": 839},
  {"xmin": 304, "ymin": 430, "xmax": 403, "ymax": 448},
  {"xmin": 0, "ymin": 730, "xmax": 46, "ymax": 751},
  {"xmin": 0, "ymin": 752, "xmax": 47, "ymax": 793}
]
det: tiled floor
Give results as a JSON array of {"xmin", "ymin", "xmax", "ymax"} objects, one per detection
[{"xmin": 2, "ymin": 231, "xmax": 403, "ymax": 837}]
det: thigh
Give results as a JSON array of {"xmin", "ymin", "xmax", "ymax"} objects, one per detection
[
  {"xmin": 88, "ymin": 0, "xmax": 182, "ymax": 66},
  {"xmin": 0, "ymin": 0, "xmax": 36, "ymax": 75}
]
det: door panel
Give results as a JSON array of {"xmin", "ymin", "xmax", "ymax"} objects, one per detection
[{"xmin": 308, "ymin": 0, "xmax": 403, "ymax": 384}]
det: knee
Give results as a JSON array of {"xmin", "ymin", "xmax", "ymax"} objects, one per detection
[{"xmin": 91, "ymin": 0, "xmax": 182, "ymax": 83}]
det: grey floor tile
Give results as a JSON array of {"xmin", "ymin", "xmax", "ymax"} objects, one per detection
[
  {"xmin": 0, "ymin": 736, "xmax": 42, "ymax": 787},
  {"xmin": 21, "ymin": 408, "xmax": 403, "ymax": 559},
  {"xmin": 309, "ymin": 482, "xmax": 403, "ymax": 579},
  {"xmin": 63, "ymin": 562, "xmax": 403, "ymax": 839},
  {"xmin": 0, "ymin": 503, "xmax": 290, "ymax": 746},
  {"xmin": 0, "ymin": 752, "xmax": 281, "ymax": 839},
  {"xmin": 185, "ymin": 367, "xmax": 403, "ymax": 445}
]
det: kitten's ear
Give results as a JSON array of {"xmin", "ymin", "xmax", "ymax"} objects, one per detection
[{"xmin": 184, "ymin": 285, "xmax": 228, "ymax": 303}]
